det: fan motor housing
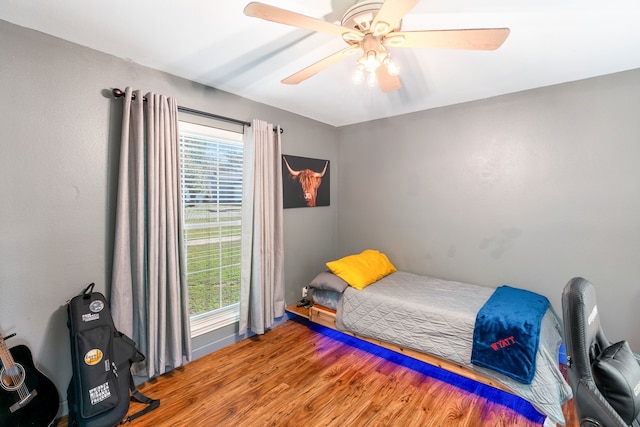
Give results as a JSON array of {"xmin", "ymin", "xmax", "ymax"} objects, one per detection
[{"xmin": 341, "ymin": 1, "xmax": 388, "ymax": 31}]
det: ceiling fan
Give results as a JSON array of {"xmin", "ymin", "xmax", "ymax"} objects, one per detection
[{"xmin": 243, "ymin": 0, "xmax": 510, "ymax": 93}]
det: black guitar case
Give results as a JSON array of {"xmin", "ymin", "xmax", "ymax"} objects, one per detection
[{"xmin": 67, "ymin": 283, "xmax": 159, "ymax": 427}]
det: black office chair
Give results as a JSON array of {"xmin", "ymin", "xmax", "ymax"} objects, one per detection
[{"xmin": 562, "ymin": 277, "xmax": 640, "ymax": 426}]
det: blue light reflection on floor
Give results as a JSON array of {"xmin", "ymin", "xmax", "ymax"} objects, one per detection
[{"xmin": 305, "ymin": 320, "xmax": 546, "ymax": 424}]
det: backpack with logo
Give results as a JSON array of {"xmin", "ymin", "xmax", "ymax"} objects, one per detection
[{"xmin": 66, "ymin": 283, "xmax": 159, "ymax": 427}]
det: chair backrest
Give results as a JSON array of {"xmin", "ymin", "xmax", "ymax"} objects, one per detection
[{"xmin": 562, "ymin": 277, "xmax": 639, "ymax": 427}]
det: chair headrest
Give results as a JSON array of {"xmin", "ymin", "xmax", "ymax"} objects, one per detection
[{"xmin": 563, "ymin": 277, "xmax": 602, "ymax": 347}]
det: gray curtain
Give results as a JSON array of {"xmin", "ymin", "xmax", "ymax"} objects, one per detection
[
  {"xmin": 111, "ymin": 87, "xmax": 191, "ymax": 378},
  {"xmin": 239, "ymin": 119, "xmax": 286, "ymax": 335}
]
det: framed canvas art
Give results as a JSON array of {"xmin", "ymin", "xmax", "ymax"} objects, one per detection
[{"xmin": 282, "ymin": 155, "xmax": 330, "ymax": 208}]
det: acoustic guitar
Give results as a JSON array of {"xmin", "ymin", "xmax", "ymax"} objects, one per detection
[{"xmin": 0, "ymin": 330, "xmax": 60, "ymax": 427}]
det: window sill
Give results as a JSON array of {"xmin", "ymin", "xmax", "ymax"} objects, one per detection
[{"xmin": 190, "ymin": 303, "xmax": 240, "ymax": 337}]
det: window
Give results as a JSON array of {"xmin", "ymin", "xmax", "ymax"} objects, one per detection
[{"xmin": 179, "ymin": 121, "xmax": 244, "ymax": 337}]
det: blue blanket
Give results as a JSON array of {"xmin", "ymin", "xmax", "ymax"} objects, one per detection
[{"xmin": 471, "ymin": 285, "xmax": 550, "ymax": 384}]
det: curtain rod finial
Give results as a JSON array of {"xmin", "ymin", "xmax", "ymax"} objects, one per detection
[{"xmin": 112, "ymin": 88, "xmax": 124, "ymax": 98}]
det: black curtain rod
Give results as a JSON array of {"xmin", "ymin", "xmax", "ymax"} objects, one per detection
[{"xmin": 112, "ymin": 88, "xmax": 283, "ymax": 133}]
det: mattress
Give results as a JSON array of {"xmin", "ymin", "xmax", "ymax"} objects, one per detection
[{"xmin": 332, "ymin": 271, "xmax": 573, "ymax": 425}]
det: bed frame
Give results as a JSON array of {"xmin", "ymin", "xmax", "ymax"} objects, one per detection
[{"xmin": 286, "ymin": 303, "xmax": 512, "ymax": 394}]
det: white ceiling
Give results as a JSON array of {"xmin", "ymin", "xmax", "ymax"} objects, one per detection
[{"xmin": 2, "ymin": 0, "xmax": 640, "ymax": 127}]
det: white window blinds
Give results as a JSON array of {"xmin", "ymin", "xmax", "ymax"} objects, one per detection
[{"xmin": 179, "ymin": 121, "xmax": 243, "ymax": 336}]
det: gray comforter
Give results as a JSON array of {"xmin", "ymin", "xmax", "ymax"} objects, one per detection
[{"xmin": 335, "ymin": 271, "xmax": 573, "ymax": 425}]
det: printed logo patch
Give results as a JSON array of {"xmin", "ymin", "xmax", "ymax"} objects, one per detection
[
  {"xmin": 84, "ymin": 349, "xmax": 104, "ymax": 366},
  {"xmin": 89, "ymin": 300, "xmax": 105, "ymax": 313},
  {"xmin": 82, "ymin": 313, "xmax": 100, "ymax": 322},
  {"xmin": 89, "ymin": 382, "xmax": 111, "ymax": 405}
]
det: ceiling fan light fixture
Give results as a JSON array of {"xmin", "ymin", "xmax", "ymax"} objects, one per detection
[
  {"xmin": 243, "ymin": 1, "xmax": 509, "ymax": 93},
  {"xmin": 359, "ymin": 50, "xmax": 381, "ymax": 73},
  {"xmin": 352, "ymin": 67, "xmax": 365, "ymax": 84},
  {"xmin": 384, "ymin": 58, "xmax": 400, "ymax": 76},
  {"xmin": 366, "ymin": 70, "xmax": 377, "ymax": 87}
]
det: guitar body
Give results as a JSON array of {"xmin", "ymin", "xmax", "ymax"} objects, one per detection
[{"xmin": 0, "ymin": 344, "xmax": 59, "ymax": 427}]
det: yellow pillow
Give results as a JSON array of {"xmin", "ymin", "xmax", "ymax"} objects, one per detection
[{"xmin": 326, "ymin": 249, "xmax": 397, "ymax": 290}]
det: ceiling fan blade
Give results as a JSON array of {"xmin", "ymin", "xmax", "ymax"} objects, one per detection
[
  {"xmin": 244, "ymin": 2, "xmax": 363, "ymax": 40},
  {"xmin": 282, "ymin": 46, "xmax": 362, "ymax": 85},
  {"xmin": 376, "ymin": 64, "xmax": 402, "ymax": 93},
  {"xmin": 371, "ymin": 0, "xmax": 420, "ymax": 36},
  {"xmin": 385, "ymin": 28, "xmax": 510, "ymax": 50}
]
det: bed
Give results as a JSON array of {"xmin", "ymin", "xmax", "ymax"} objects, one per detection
[{"xmin": 301, "ymin": 266, "xmax": 573, "ymax": 426}]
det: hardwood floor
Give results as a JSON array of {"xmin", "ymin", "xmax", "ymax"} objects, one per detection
[{"xmin": 57, "ymin": 318, "xmax": 577, "ymax": 426}]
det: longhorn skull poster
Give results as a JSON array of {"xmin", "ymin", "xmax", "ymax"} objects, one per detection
[{"xmin": 282, "ymin": 155, "xmax": 330, "ymax": 208}]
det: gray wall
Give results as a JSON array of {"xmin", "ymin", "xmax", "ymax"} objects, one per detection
[
  {"xmin": 0, "ymin": 19, "xmax": 338, "ymax": 414},
  {"xmin": 337, "ymin": 69, "xmax": 640, "ymax": 349},
  {"xmin": 4, "ymin": 15, "xmax": 640, "ymax": 418}
]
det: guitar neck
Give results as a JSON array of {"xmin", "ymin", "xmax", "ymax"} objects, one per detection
[{"xmin": 0, "ymin": 334, "xmax": 17, "ymax": 371}]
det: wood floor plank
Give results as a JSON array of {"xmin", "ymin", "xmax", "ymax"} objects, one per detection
[{"xmin": 56, "ymin": 318, "xmax": 577, "ymax": 426}]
